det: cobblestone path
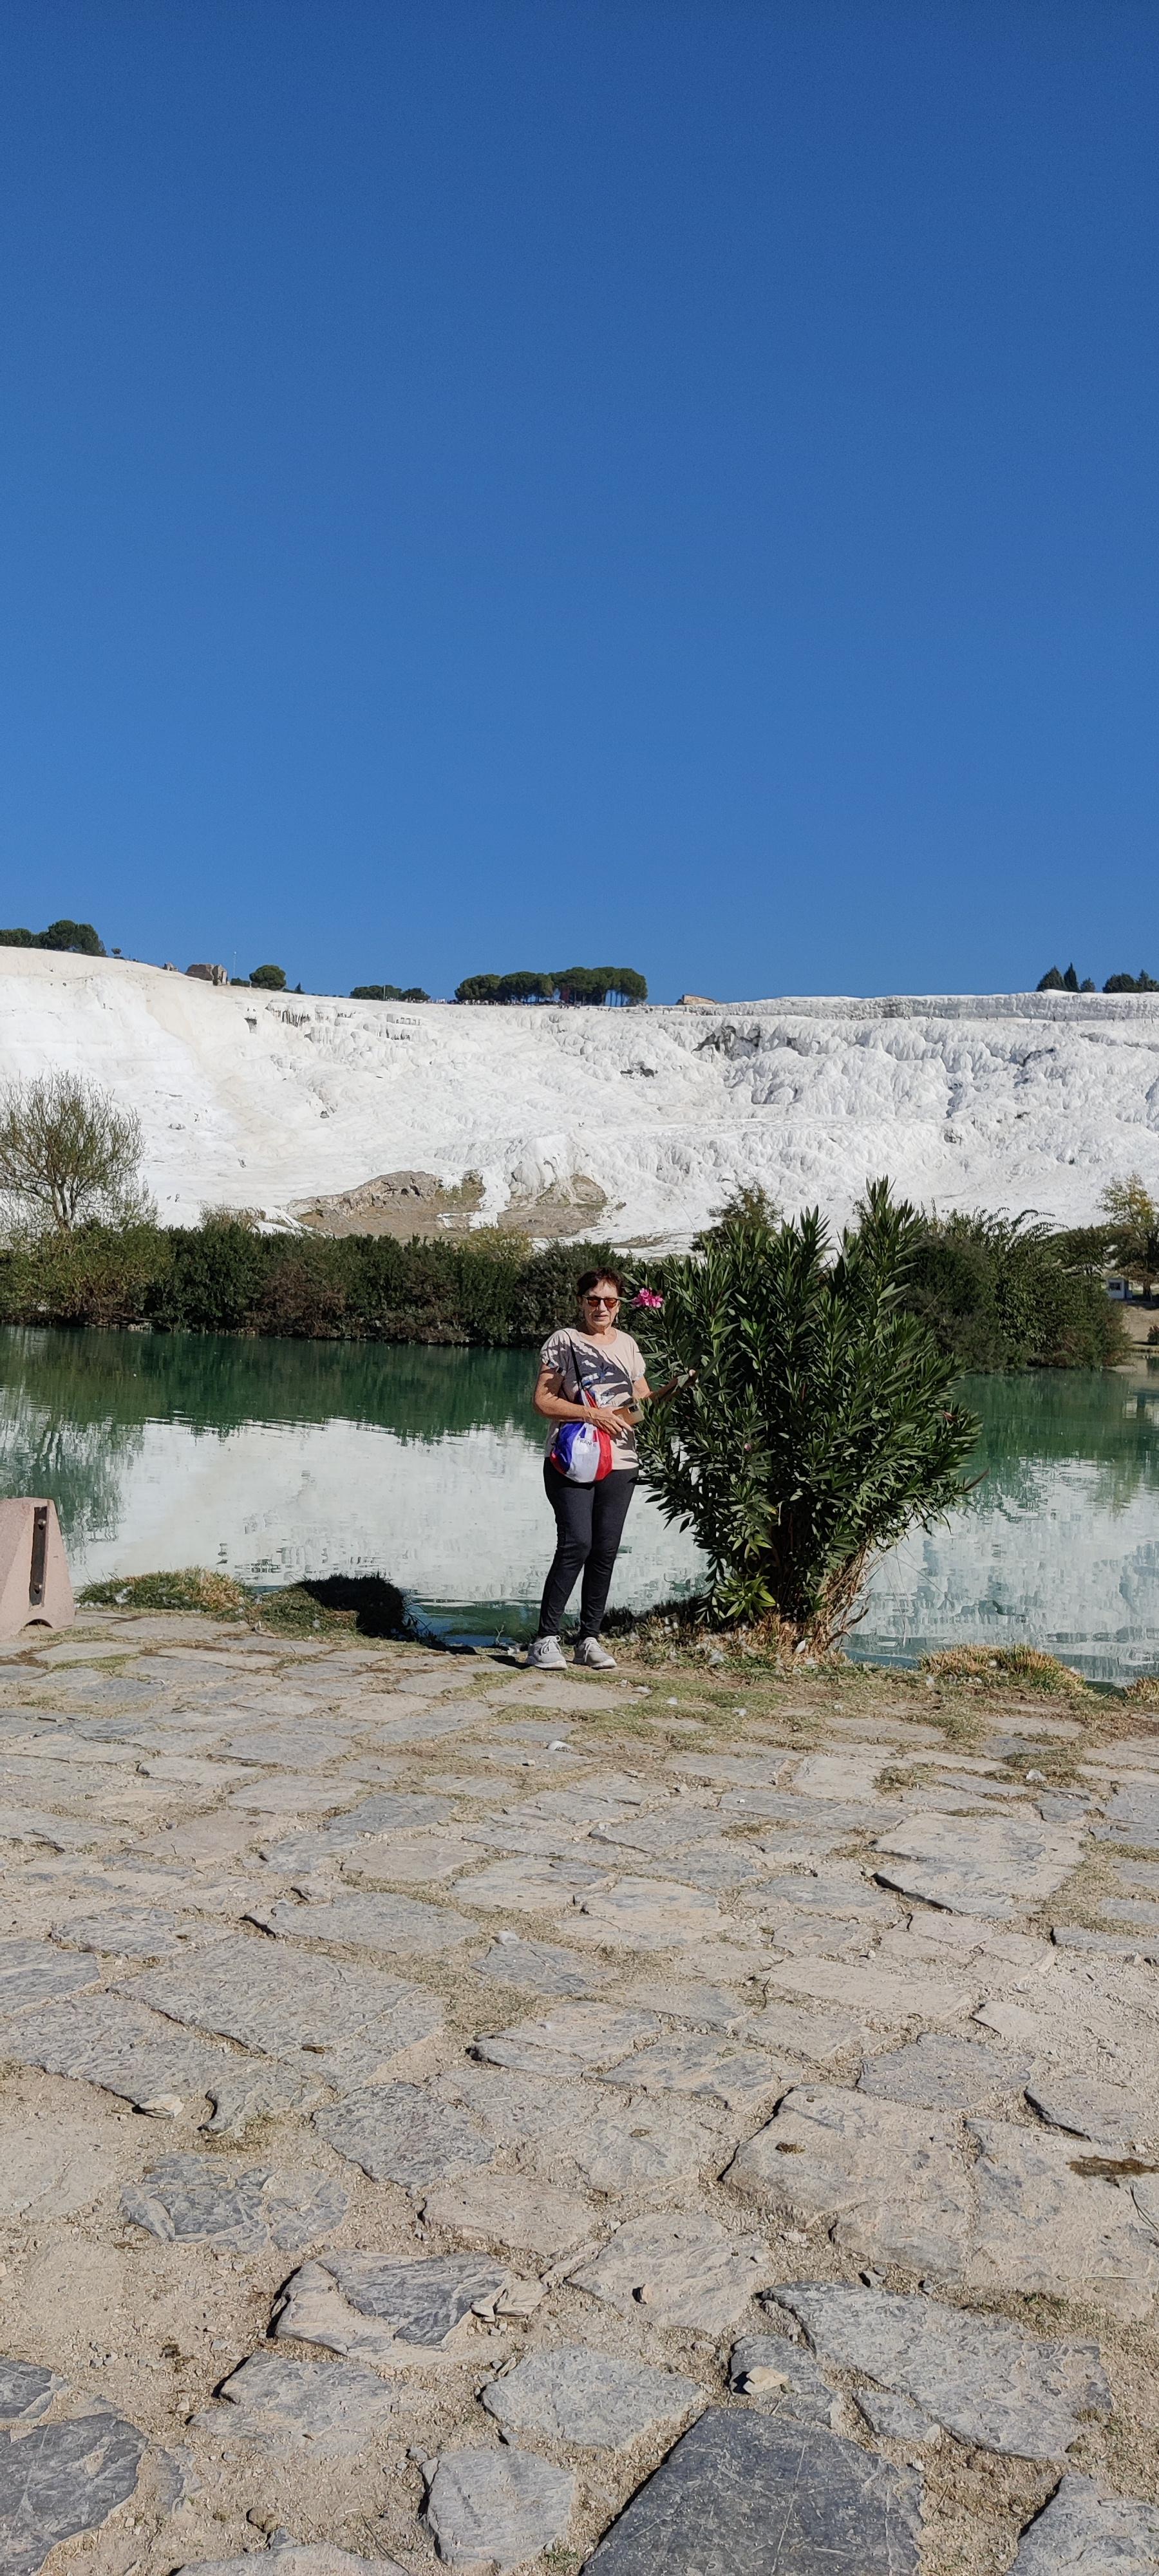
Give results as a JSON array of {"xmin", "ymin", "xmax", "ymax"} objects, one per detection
[{"xmin": 1, "ymin": 1611, "xmax": 1158, "ymax": 2573}]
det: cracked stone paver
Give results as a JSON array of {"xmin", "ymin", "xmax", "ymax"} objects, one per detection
[
  {"xmin": 583, "ymin": 2408, "xmax": 923, "ymax": 2571},
  {"xmin": 872, "ymin": 1810, "xmax": 1084, "ymax": 1917},
  {"xmin": 571, "ymin": 2210, "xmax": 771, "ymax": 2331},
  {"xmin": 312, "ymin": 2081, "xmax": 496, "ymax": 2184},
  {"xmin": 274, "ymin": 2252, "xmax": 514, "ymax": 2363},
  {"xmin": 192, "ymin": 2351, "xmax": 396, "ymax": 2452},
  {"xmin": 424, "ymin": 2445, "xmax": 574, "ymax": 2567},
  {"xmin": 124, "ymin": 1933, "xmax": 446, "ymax": 2064},
  {"xmin": 0, "ymin": 2402, "xmax": 147, "ymax": 2576},
  {"xmin": 121, "ymin": 2152, "xmax": 348, "ymax": 2248},
  {"xmin": 768, "ymin": 2283, "xmax": 1111, "ymax": 2456},
  {"xmin": 482, "ymin": 2345, "xmax": 703, "ymax": 2446},
  {"xmin": 1010, "ymin": 2474, "xmax": 1159, "ymax": 2569}
]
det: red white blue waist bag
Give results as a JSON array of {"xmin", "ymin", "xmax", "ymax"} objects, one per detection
[{"xmin": 548, "ymin": 1340, "xmax": 614, "ymax": 1483}]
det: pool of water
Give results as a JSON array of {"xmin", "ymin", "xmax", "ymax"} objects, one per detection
[{"xmin": 1, "ymin": 1326, "xmax": 1158, "ymax": 1680}]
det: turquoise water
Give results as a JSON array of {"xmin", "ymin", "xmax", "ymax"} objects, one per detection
[{"xmin": 1, "ymin": 1325, "xmax": 1157, "ymax": 1678}]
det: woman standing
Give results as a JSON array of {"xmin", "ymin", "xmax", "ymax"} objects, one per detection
[{"xmin": 527, "ymin": 1267, "xmax": 660, "ymax": 1670}]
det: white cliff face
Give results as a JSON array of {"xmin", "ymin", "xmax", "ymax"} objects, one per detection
[{"xmin": 2, "ymin": 948, "xmax": 1158, "ymax": 1239}]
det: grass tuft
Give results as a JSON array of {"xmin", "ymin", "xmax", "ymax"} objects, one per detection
[
  {"xmin": 79, "ymin": 1567, "xmax": 249, "ymax": 1617},
  {"xmin": 79, "ymin": 1565, "xmax": 414, "ymax": 1640},
  {"xmin": 921, "ymin": 1643, "xmax": 1094, "ymax": 1700}
]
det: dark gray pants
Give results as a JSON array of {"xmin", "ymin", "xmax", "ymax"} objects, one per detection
[{"xmin": 538, "ymin": 1461, "xmax": 637, "ymax": 1640}]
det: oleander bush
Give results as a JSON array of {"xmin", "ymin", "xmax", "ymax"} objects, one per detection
[{"xmin": 632, "ymin": 1180, "xmax": 979, "ymax": 1651}]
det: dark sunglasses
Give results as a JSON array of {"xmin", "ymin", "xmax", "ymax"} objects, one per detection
[{"xmin": 584, "ymin": 1293, "xmax": 619, "ymax": 1307}]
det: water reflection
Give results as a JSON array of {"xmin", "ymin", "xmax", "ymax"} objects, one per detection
[
  {"xmin": 856, "ymin": 1362, "xmax": 1159, "ymax": 1681},
  {"xmin": 1, "ymin": 1327, "xmax": 1157, "ymax": 1676}
]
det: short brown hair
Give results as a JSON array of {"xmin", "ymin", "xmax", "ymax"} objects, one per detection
[{"xmin": 577, "ymin": 1267, "xmax": 627, "ymax": 1302}]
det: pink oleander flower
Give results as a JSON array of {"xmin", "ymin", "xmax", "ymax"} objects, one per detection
[{"xmin": 632, "ymin": 1288, "xmax": 664, "ymax": 1311}]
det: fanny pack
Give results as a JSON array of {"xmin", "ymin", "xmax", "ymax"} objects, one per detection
[{"xmin": 548, "ymin": 1335, "xmax": 614, "ymax": 1484}]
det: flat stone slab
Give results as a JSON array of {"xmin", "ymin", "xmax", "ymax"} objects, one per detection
[
  {"xmin": 422, "ymin": 2172, "xmax": 594, "ymax": 2258},
  {"xmin": 860, "ymin": 2032, "xmax": 1022, "ymax": 2110},
  {"xmin": 124, "ymin": 1936, "xmax": 442, "ymax": 2082},
  {"xmin": 1101, "ymin": 1896, "xmax": 1159, "ymax": 1929},
  {"xmin": 344, "ymin": 1831, "xmax": 475, "ymax": 1888},
  {"xmin": 275, "ymin": 2252, "xmax": 513, "ymax": 2365},
  {"xmin": 570, "ymin": 1876, "xmax": 727, "ymax": 1947},
  {"xmin": 1052, "ymin": 1925, "xmax": 1159, "ymax": 1964},
  {"xmin": 1011, "ymin": 2473, "xmax": 1159, "ymax": 2570},
  {"xmin": 455, "ymin": 1859, "xmax": 608, "ymax": 1913},
  {"xmin": 545, "ymin": 2096, "xmax": 727, "ymax": 2190},
  {"xmin": 1024, "ymin": 2069, "xmax": 1159, "ymax": 2150},
  {"xmin": 599, "ymin": 2031, "xmax": 785, "ymax": 2114},
  {"xmin": 473, "ymin": 2003, "xmax": 659, "ymax": 2076},
  {"xmin": 471, "ymin": 1935, "xmax": 607, "ymax": 1997},
  {"xmin": 744, "ymin": 1998, "xmax": 862, "ymax": 2060},
  {"xmin": 627, "ymin": 1976, "xmax": 748, "ymax": 2032},
  {"xmin": 203, "ymin": 2059, "xmax": 328, "ymax": 2136},
  {"xmin": 249, "ymin": 1891, "xmax": 475, "ymax": 1957},
  {"xmin": 760, "ymin": 1955, "xmax": 975, "ymax": 2025},
  {"xmin": 425, "ymin": 2447, "xmax": 574, "ymax": 2568},
  {"xmin": 770, "ymin": 2284, "xmax": 1111, "ymax": 2457},
  {"xmin": 314, "ymin": 2083, "xmax": 496, "ymax": 2186},
  {"xmin": 966, "ymin": 2119, "xmax": 1159, "ymax": 2320},
  {"xmin": 261, "ymin": 1788, "xmax": 452, "ymax": 1862},
  {"xmin": 433, "ymin": 2062, "xmax": 589, "ymax": 2147},
  {"xmin": 518, "ymin": 1773, "xmax": 648, "ymax": 1820},
  {"xmin": 571, "ymin": 2211, "xmax": 769, "ymax": 2333},
  {"xmin": 670, "ymin": 1754, "xmax": 795, "ymax": 1788},
  {"xmin": 194, "ymin": 2351, "xmax": 395, "ymax": 2453},
  {"xmin": 0, "ymin": 1806, "xmax": 106, "ymax": 1851},
  {"xmin": 873, "ymin": 1812, "xmax": 1083, "ymax": 1918},
  {"xmin": 0, "ymin": 2404, "xmax": 147, "ymax": 2576},
  {"xmin": 583, "ymin": 2407, "xmax": 922, "ymax": 2573},
  {"xmin": 757, "ymin": 1870, "xmax": 894, "ymax": 1920},
  {"xmin": 483, "ymin": 2346, "xmax": 702, "ymax": 2447},
  {"xmin": 5, "ymin": 1992, "xmax": 227, "ymax": 2114},
  {"xmin": 726, "ymin": 2086, "xmax": 973, "ymax": 2276},
  {"xmin": 727, "ymin": 2336, "xmax": 837, "ymax": 2425},
  {"xmin": 0, "ymin": 1937, "xmax": 100, "ymax": 2014},
  {"xmin": 122, "ymin": 2154, "xmax": 347, "ymax": 2249},
  {"xmin": 51, "ymin": 1906, "xmax": 211, "ymax": 1961},
  {"xmin": 1093, "ymin": 1782, "xmax": 1159, "ymax": 1849},
  {"xmin": 590, "ymin": 1807, "xmax": 737, "ymax": 1859}
]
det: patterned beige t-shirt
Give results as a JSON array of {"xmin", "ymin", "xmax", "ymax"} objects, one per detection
[{"xmin": 538, "ymin": 1327, "xmax": 646, "ymax": 1471}]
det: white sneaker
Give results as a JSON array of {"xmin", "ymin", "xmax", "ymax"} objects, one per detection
[
  {"xmin": 526, "ymin": 1634, "xmax": 567, "ymax": 1671},
  {"xmin": 574, "ymin": 1638, "xmax": 617, "ymax": 1669}
]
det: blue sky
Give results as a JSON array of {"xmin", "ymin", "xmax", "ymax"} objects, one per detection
[{"xmin": 1, "ymin": 1, "xmax": 1155, "ymax": 1003}]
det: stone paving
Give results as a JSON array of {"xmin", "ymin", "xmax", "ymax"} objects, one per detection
[{"xmin": 2, "ymin": 1617, "xmax": 1159, "ymax": 2571}]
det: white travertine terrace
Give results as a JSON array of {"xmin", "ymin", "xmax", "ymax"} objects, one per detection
[{"xmin": 2, "ymin": 947, "xmax": 1158, "ymax": 1240}]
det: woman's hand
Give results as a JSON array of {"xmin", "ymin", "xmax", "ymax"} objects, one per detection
[{"xmin": 590, "ymin": 1403, "xmax": 634, "ymax": 1436}]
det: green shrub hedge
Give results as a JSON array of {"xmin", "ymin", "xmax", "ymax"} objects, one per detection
[
  {"xmin": 0, "ymin": 1220, "xmax": 619, "ymax": 1344},
  {"xmin": 0, "ymin": 1205, "xmax": 1127, "ymax": 1368}
]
